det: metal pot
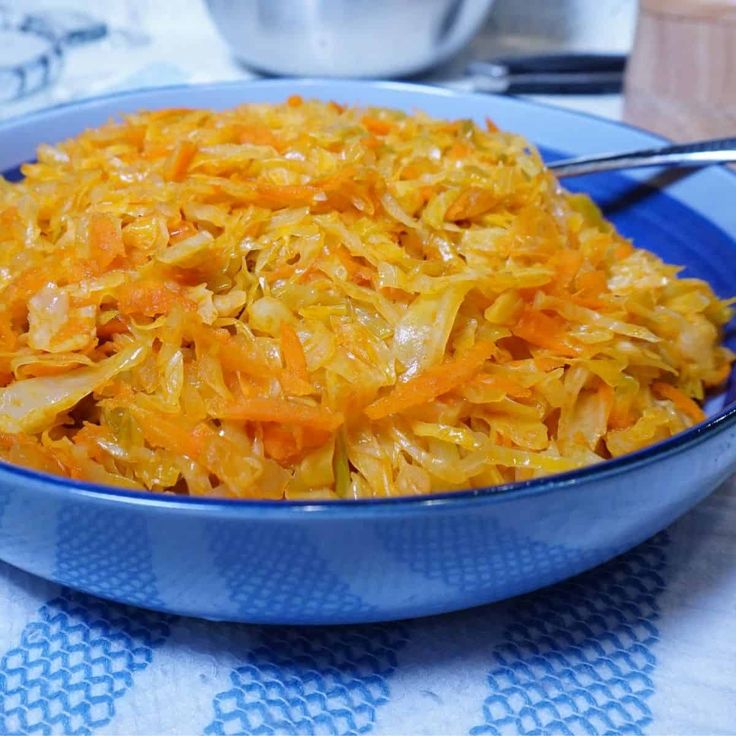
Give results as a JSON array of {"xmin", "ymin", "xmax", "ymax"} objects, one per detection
[{"xmin": 206, "ymin": 0, "xmax": 495, "ymax": 78}]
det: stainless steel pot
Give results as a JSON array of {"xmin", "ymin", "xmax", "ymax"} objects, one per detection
[{"xmin": 206, "ymin": 0, "xmax": 495, "ymax": 78}]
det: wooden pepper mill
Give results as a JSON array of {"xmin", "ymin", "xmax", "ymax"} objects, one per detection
[{"xmin": 624, "ymin": 0, "xmax": 736, "ymax": 140}]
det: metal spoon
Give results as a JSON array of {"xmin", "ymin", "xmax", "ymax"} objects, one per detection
[{"xmin": 548, "ymin": 137, "xmax": 736, "ymax": 178}]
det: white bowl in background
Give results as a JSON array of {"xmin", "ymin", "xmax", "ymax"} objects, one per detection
[{"xmin": 205, "ymin": 0, "xmax": 495, "ymax": 78}]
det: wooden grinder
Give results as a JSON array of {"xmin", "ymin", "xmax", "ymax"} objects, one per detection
[{"xmin": 624, "ymin": 0, "xmax": 736, "ymax": 140}]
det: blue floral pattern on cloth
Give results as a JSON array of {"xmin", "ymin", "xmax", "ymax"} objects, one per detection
[
  {"xmin": 471, "ymin": 532, "xmax": 669, "ymax": 736},
  {"xmin": 0, "ymin": 591, "xmax": 173, "ymax": 735},
  {"xmin": 205, "ymin": 624, "xmax": 409, "ymax": 735},
  {"xmin": 210, "ymin": 525, "xmax": 372, "ymax": 620},
  {"xmin": 54, "ymin": 507, "xmax": 162, "ymax": 608}
]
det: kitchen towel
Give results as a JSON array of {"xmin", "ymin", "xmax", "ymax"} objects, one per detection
[{"xmin": 1, "ymin": 477, "xmax": 735, "ymax": 736}]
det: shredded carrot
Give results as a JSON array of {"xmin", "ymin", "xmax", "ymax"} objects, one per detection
[
  {"xmin": 124, "ymin": 124, "xmax": 146, "ymax": 149},
  {"xmin": 117, "ymin": 280, "xmax": 192, "ymax": 317},
  {"xmin": 147, "ymin": 107, "xmax": 195, "ymax": 120},
  {"xmin": 577, "ymin": 269, "xmax": 607, "ymax": 296},
  {"xmin": 614, "ymin": 242, "xmax": 634, "ymax": 260},
  {"xmin": 365, "ymin": 341, "xmax": 495, "ymax": 420},
  {"xmin": 262, "ymin": 424, "xmax": 300, "ymax": 462},
  {"xmin": 168, "ymin": 219, "xmax": 198, "ymax": 243},
  {"xmin": 400, "ymin": 163, "xmax": 422, "ymax": 179},
  {"xmin": 210, "ymin": 331, "xmax": 310, "ymax": 397},
  {"xmin": 609, "ymin": 403, "xmax": 633, "ymax": 430},
  {"xmin": 72, "ymin": 424, "xmax": 111, "ymax": 463},
  {"xmin": 218, "ymin": 398, "xmax": 344, "ymax": 432},
  {"xmin": 512, "ymin": 308, "xmax": 579, "ymax": 357},
  {"xmin": 705, "ymin": 362, "xmax": 733, "ymax": 387},
  {"xmin": 334, "ymin": 246, "xmax": 373, "ymax": 285},
  {"xmin": 0, "ymin": 312, "xmax": 17, "ymax": 352},
  {"xmin": 263, "ymin": 424, "xmax": 331, "ymax": 462},
  {"xmin": 419, "ymin": 185, "xmax": 436, "ymax": 203},
  {"xmin": 362, "ymin": 116, "xmax": 393, "ymax": 136},
  {"xmin": 448, "ymin": 142, "xmax": 472, "ymax": 158},
  {"xmin": 0, "ymin": 206, "xmax": 18, "ymax": 228},
  {"xmin": 652, "ymin": 381, "xmax": 706, "ymax": 423},
  {"xmin": 215, "ymin": 335, "xmax": 272, "ymax": 380},
  {"xmin": 445, "ymin": 187, "xmax": 498, "ymax": 221},
  {"xmin": 238, "ymin": 124, "xmax": 285, "ymax": 151},
  {"xmin": 129, "ymin": 406, "xmax": 205, "ymax": 459},
  {"xmin": 18, "ymin": 362, "xmax": 79, "ymax": 379},
  {"xmin": 164, "ymin": 139, "xmax": 197, "ymax": 182},
  {"xmin": 533, "ymin": 355, "xmax": 569, "ymax": 372},
  {"xmin": 280, "ymin": 323, "xmax": 308, "ymax": 378},
  {"xmin": 3, "ymin": 269, "xmax": 48, "ymax": 319},
  {"xmin": 551, "ymin": 250, "xmax": 583, "ymax": 289},
  {"xmin": 88, "ymin": 213, "xmax": 125, "ymax": 271},
  {"xmin": 264, "ymin": 262, "xmax": 300, "ymax": 284},
  {"xmin": 255, "ymin": 182, "xmax": 320, "ymax": 208}
]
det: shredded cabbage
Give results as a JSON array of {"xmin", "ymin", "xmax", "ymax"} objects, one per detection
[{"xmin": 0, "ymin": 97, "xmax": 732, "ymax": 498}]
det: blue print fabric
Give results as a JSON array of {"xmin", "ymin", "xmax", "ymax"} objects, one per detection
[
  {"xmin": 470, "ymin": 533, "xmax": 667, "ymax": 736},
  {"xmin": 1, "ymin": 481, "xmax": 735, "ymax": 735}
]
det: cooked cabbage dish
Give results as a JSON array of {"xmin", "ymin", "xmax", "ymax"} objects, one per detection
[{"xmin": 0, "ymin": 97, "xmax": 732, "ymax": 499}]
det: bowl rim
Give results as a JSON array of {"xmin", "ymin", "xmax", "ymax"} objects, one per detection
[{"xmin": 1, "ymin": 77, "xmax": 735, "ymax": 513}]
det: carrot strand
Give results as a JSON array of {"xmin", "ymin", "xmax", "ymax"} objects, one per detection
[
  {"xmin": 652, "ymin": 381, "xmax": 706, "ymax": 424},
  {"xmin": 365, "ymin": 341, "xmax": 495, "ymax": 420},
  {"xmin": 217, "ymin": 398, "xmax": 344, "ymax": 432}
]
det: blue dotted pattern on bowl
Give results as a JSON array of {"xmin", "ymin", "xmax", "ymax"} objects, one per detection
[
  {"xmin": 379, "ymin": 514, "xmax": 616, "ymax": 595},
  {"xmin": 209, "ymin": 524, "xmax": 373, "ymax": 619},
  {"xmin": 54, "ymin": 507, "xmax": 163, "ymax": 608}
]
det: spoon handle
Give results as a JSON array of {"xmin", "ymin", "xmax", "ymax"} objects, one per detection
[{"xmin": 548, "ymin": 137, "xmax": 736, "ymax": 178}]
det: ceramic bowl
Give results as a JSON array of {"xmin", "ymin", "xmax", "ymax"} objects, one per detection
[{"xmin": 0, "ymin": 80, "xmax": 734, "ymax": 624}]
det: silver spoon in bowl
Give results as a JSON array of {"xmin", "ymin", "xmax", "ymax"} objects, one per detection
[{"xmin": 548, "ymin": 137, "xmax": 736, "ymax": 178}]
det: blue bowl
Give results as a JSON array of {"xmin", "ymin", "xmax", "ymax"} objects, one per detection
[{"xmin": 1, "ymin": 80, "xmax": 735, "ymax": 624}]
